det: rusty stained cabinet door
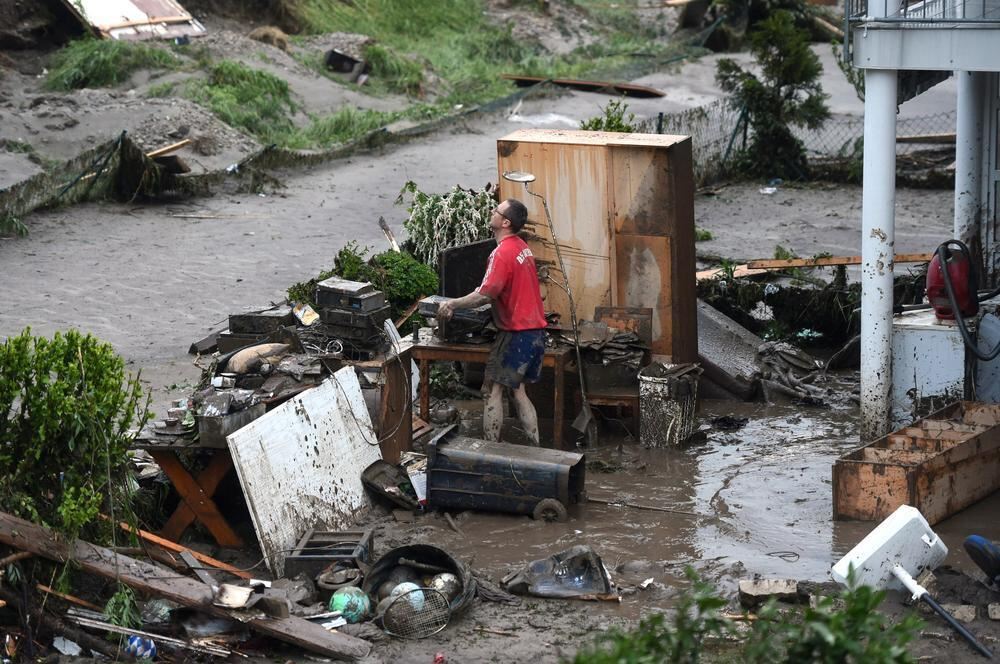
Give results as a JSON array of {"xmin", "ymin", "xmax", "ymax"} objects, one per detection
[{"xmin": 497, "ymin": 129, "xmax": 697, "ymax": 362}]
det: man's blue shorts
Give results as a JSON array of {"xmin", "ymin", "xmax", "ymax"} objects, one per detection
[{"xmin": 485, "ymin": 329, "xmax": 546, "ymax": 389}]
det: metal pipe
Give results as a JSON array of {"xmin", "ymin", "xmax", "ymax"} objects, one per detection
[
  {"xmin": 860, "ymin": 68, "xmax": 898, "ymax": 441},
  {"xmin": 955, "ymin": 71, "xmax": 986, "ymax": 248}
]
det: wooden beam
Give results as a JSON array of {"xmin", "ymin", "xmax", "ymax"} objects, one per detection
[
  {"xmin": 0, "ymin": 511, "xmax": 371, "ymax": 661},
  {"xmin": 108, "ymin": 517, "xmax": 251, "ymax": 579},
  {"xmin": 896, "ymin": 132, "xmax": 956, "ymax": 145},
  {"xmin": 746, "ymin": 253, "xmax": 933, "ymax": 270},
  {"xmin": 36, "ymin": 583, "xmax": 103, "ymax": 612},
  {"xmin": 695, "ymin": 264, "xmax": 768, "ymax": 280},
  {"xmin": 146, "ymin": 138, "xmax": 191, "ymax": 159},
  {"xmin": 99, "ymin": 15, "xmax": 193, "ymax": 31}
]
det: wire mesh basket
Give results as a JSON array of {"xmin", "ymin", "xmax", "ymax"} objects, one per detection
[{"xmin": 379, "ymin": 587, "xmax": 451, "ymax": 639}]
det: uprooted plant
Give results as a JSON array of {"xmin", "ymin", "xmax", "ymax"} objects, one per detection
[{"xmin": 396, "ymin": 181, "xmax": 496, "ymax": 270}]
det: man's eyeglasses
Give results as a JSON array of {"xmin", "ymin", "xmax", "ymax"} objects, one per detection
[{"xmin": 493, "ymin": 206, "xmax": 511, "ymax": 223}]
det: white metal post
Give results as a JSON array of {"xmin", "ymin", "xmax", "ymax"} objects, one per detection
[
  {"xmin": 860, "ymin": 69, "xmax": 898, "ymax": 441},
  {"xmin": 955, "ymin": 71, "xmax": 986, "ymax": 247}
]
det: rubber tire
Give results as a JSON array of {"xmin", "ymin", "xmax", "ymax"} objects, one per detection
[{"xmin": 533, "ymin": 498, "xmax": 568, "ymax": 522}]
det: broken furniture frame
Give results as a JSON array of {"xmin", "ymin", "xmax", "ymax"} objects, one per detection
[
  {"xmin": 412, "ymin": 338, "xmax": 573, "ymax": 449},
  {"xmin": 130, "ymin": 438, "xmax": 245, "ymax": 549}
]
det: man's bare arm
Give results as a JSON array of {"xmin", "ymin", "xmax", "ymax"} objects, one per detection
[{"xmin": 437, "ymin": 291, "xmax": 492, "ymax": 320}]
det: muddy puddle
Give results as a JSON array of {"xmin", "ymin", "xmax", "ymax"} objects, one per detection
[{"xmin": 405, "ymin": 373, "xmax": 1000, "ymax": 621}]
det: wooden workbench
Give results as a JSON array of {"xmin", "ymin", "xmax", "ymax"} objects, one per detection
[{"xmin": 412, "ymin": 337, "xmax": 573, "ymax": 449}]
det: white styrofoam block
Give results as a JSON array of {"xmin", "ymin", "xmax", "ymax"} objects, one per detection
[{"xmin": 832, "ymin": 505, "xmax": 948, "ymax": 591}]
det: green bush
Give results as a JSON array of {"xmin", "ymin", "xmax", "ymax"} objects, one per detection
[
  {"xmin": 46, "ymin": 38, "xmax": 180, "ymax": 90},
  {"xmin": 0, "ymin": 329, "xmax": 149, "ymax": 542},
  {"xmin": 570, "ymin": 566, "xmax": 923, "ymax": 663},
  {"xmin": 716, "ymin": 10, "xmax": 829, "ymax": 179},
  {"xmin": 572, "ymin": 567, "xmax": 733, "ymax": 663},
  {"xmin": 744, "ymin": 580, "xmax": 923, "ymax": 663},
  {"xmin": 580, "ymin": 99, "xmax": 640, "ymax": 133},
  {"xmin": 288, "ymin": 242, "xmax": 438, "ymax": 319}
]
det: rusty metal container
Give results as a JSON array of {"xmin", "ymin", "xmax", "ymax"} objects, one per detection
[
  {"xmin": 833, "ymin": 401, "xmax": 1000, "ymax": 525},
  {"xmin": 426, "ymin": 427, "xmax": 585, "ymax": 519}
]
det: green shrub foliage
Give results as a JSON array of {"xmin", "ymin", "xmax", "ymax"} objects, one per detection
[
  {"xmin": 716, "ymin": 10, "xmax": 829, "ymax": 179},
  {"xmin": 0, "ymin": 329, "xmax": 149, "ymax": 542}
]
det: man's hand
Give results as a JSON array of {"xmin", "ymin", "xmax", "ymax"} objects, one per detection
[{"xmin": 437, "ymin": 299, "xmax": 456, "ymax": 321}]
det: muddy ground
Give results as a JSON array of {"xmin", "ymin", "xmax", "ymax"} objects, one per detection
[{"xmin": 3, "ymin": 3, "xmax": 1000, "ymax": 663}]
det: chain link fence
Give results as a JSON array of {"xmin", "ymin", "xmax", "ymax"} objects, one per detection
[{"xmin": 638, "ymin": 99, "xmax": 956, "ymax": 185}]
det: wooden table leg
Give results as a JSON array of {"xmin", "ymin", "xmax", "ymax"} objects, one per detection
[
  {"xmin": 151, "ymin": 450, "xmax": 244, "ymax": 548},
  {"xmin": 554, "ymin": 358, "xmax": 565, "ymax": 450},
  {"xmin": 419, "ymin": 357, "xmax": 431, "ymax": 421}
]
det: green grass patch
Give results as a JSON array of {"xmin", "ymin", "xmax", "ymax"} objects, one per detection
[
  {"xmin": 695, "ymin": 227, "xmax": 713, "ymax": 241},
  {"xmin": 186, "ymin": 60, "xmax": 297, "ymax": 144},
  {"xmin": 45, "ymin": 38, "xmax": 180, "ymax": 91},
  {"xmin": 146, "ymin": 81, "xmax": 177, "ymax": 98},
  {"xmin": 284, "ymin": 106, "xmax": 401, "ymax": 149},
  {"xmin": 285, "ymin": 0, "xmax": 679, "ymax": 107}
]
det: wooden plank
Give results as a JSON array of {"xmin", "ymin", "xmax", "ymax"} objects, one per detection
[
  {"xmin": 747, "ymin": 253, "xmax": 933, "ymax": 269},
  {"xmin": 99, "ymin": 15, "xmax": 193, "ymax": 31},
  {"xmin": 0, "ymin": 511, "xmax": 371, "ymax": 660},
  {"xmin": 896, "ymin": 132, "xmax": 956, "ymax": 145},
  {"xmin": 179, "ymin": 550, "xmax": 218, "ymax": 588},
  {"xmin": 111, "ymin": 519, "xmax": 251, "ymax": 579},
  {"xmin": 695, "ymin": 264, "xmax": 768, "ymax": 280},
  {"xmin": 36, "ymin": 583, "xmax": 103, "ymax": 611},
  {"xmin": 146, "ymin": 138, "xmax": 191, "ymax": 158},
  {"xmin": 500, "ymin": 74, "xmax": 665, "ymax": 98}
]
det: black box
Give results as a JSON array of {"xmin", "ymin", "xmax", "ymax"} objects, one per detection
[
  {"xmin": 316, "ymin": 288, "xmax": 386, "ymax": 312},
  {"xmin": 319, "ymin": 304, "xmax": 391, "ymax": 332},
  {"xmin": 216, "ymin": 332, "xmax": 267, "ymax": 354},
  {"xmin": 228, "ymin": 305, "xmax": 296, "ymax": 335}
]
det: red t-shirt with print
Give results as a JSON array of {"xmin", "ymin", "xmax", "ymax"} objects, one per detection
[{"xmin": 476, "ymin": 235, "xmax": 547, "ymax": 331}]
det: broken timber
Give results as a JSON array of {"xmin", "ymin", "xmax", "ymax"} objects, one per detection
[
  {"xmin": 500, "ymin": 74, "xmax": 665, "ymax": 98},
  {"xmin": 0, "ymin": 511, "xmax": 371, "ymax": 660},
  {"xmin": 833, "ymin": 401, "xmax": 1000, "ymax": 525},
  {"xmin": 747, "ymin": 253, "xmax": 933, "ymax": 270}
]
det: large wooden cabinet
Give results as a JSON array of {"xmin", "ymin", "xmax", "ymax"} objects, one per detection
[{"xmin": 497, "ymin": 129, "xmax": 697, "ymax": 362}]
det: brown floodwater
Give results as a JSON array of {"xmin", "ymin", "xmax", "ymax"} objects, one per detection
[{"xmin": 432, "ymin": 381, "xmax": 1000, "ymax": 618}]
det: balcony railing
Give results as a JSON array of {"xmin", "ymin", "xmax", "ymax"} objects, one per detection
[{"xmin": 847, "ymin": 0, "xmax": 1000, "ymax": 23}]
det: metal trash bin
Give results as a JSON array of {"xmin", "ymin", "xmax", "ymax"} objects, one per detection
[
  {"xmin": 639, "ymin": 362, "xmax": 702, "ymax": 447},
  {"xmin": 427, "ymin": 426, "xmax": 585, "ymax": 521}
]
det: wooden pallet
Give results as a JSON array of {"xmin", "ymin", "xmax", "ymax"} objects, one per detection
[{"xmin": 833, "ymin": 401, "xmax": 1000, "ymax": 525}]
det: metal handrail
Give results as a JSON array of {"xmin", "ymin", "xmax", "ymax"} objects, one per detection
[{"xmin": 846, "ymin": 0, "xmax": 1000, "ymax": 22}]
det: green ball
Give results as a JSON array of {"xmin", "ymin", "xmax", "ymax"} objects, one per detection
[{"xmin": 329, "ymin": 586, "xmax": 371, "ymax": 623}]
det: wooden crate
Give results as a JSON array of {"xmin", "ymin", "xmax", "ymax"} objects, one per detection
[
  {"xmin": 497, "ymin": 129, "xmax": 697, "ymax": 362},
  {"xmin": 833, "ymin": 401, "xmax": 1000, "ymax": 524}
]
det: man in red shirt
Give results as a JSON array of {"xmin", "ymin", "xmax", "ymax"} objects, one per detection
[{"xmin": 437, "ymin": 198, "xmax": 547, "ymax": 445}]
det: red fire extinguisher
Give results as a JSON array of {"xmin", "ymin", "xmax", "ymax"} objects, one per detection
[{"xmin": 926, "ymin": 240, "xmax": 978, "ymax": 320}]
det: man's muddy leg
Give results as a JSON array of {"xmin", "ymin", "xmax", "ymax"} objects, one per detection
[
  {"xmin": 484, "ymin": 382, "xmax": 504, "ymax": 442},
  {"xmin": 511, "ymin": 384, "xmax": 539, "ymax": 446}
]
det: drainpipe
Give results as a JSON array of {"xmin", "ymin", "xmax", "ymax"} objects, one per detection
[
  {"xmin": 955, "ymin": 71, "xmax": 985, "ymax": 249},
  {"xmin": 860, "ymin": 68, "xmax": 898, "ymax": 441}
]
